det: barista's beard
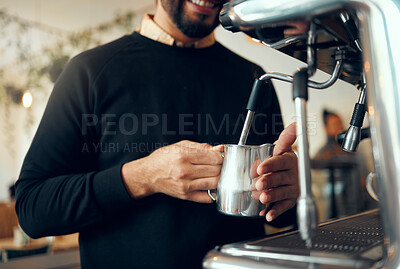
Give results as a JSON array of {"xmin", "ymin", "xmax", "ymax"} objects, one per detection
[{"xmin": 161, "ymin": 0, "xmax": 221, "ymax": 38}]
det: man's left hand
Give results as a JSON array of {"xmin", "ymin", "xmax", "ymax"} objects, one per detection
[{"xmin": 253, "ymin": 122, "xmax": 299, "ymax": 222}]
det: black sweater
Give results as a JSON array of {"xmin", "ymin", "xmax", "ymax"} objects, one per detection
[{"xmin": 16, "ymin": 32, "xmax": 295, "ymax": 268}]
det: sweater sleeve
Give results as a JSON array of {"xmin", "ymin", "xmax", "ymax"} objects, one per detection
[{"xmin": 15, "ymin": 55, "xmax": 134, "ymax": 239}]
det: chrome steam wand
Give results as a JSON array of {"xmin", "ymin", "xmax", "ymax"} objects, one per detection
[
  {"xmin": 295, "ymin": 23, "xmax": 318, "ymax": 247},
  {"xmin": 293, "ymin": 68, "xmax": 318, "ymax": 247},
  {"xmin": 238, "ymin": 79, "xmax": 264, "ymax": 145}
]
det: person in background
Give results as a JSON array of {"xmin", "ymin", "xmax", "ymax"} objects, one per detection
[
  {"xmin": 314, "ymin": 109, "xmax": 373, "ymax": 217},
  {"xmin": 15, "ymin": 0, "xmax": 299, "ymax": 268},
  {"xmin": 314, "ymin": 109, "xmax": 347, "ymax": 160}
]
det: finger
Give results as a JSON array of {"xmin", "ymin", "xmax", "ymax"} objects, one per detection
[
  {"xmin": 259, "ymin": 208, "xmax": 267, "ymax": 217},
  {"xmin": 251, "ymin": 190, "xmax": 263, "ymax": 201},
  {"xmin": 284, "ymin": 22, "xmax": 309, "ymax": 37},
  {"xmin": 249, "ymin": 176, "xmax": 261, "ymax": 191},
  {"xmin": 284, "ymin": 29, "xmax": 302, "ymax": 36},
  {"xmin": 212, "ymin": 144, "xmax": 225, "ymax": 153},
  {"xmin": 178, "ymin": 140, "xmax": 212, "ymax": 151},
  {"xmin": 250, "ymin": 160, "xmax": 261, "ymax": 179},
  {"xmin": 259, "ymin": 185, "xmax": 299, "ymax": 204},
  {"xmin": 188, "ymin": 177, "xmax": 219, "ymax": 192},
  {"xmin": 284, "ymin": 27, "xmax": 307, "ymax": 36},
  {"xmin": 190, "ymin": 164, "xmax": 221, "ymax": 178},
  {"xmin": 187, "ymin": 150, "xmax": 223, "ymax": 165},
  {"xmin": 273, "ymin": 122, "xmax": 297, "ymax": 156},
  {"xmin": 257, "ymin": 152, "xmax": 297, "ymax": 175},
  {"xmin": 265, "ymin": 199, "xmax": 296, "ymax": 222},
  {"xmin": 287, "ymin": 21, "xmax": 309, "ymax": 30},
  {"xmin": 254, "ymin": 171, "xmax": 297, "ymax": 191},
  {"xmin": 185, "ymin": 191, "xmax": 214, "ymax": 203}
]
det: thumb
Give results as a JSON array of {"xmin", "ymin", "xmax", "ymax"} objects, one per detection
[{"xmin": 273, "ymin": 122, "xmax": 297, "ymax": 156}]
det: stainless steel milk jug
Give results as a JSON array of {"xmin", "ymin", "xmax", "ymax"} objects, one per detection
[{"xmin": 208, "ymin": 143, "xmax": 274, "ymax": 217}]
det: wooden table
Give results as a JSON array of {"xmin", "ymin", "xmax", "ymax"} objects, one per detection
[
  {"xmin": 0, "ymin": 237, "xmax": 48, "ymax": 252},
  {"xmin": 0, "ymin": 249, "xmax": 80, "ymax": 269},
  {"xmin": 0, "ymin": 233, "xmax": 79, "ymax": 252}
]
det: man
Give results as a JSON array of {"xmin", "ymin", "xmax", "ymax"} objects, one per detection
[
  {"xmin": 15, "ymin": 0, "xmax": 299, "ymax": 268},
  {"xmin": 314, "ymin": 109, "xmax": 346, "ymax": 160}
]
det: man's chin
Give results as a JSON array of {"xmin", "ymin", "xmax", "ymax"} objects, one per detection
[
  {"xmin": 176, "ymin": 21, "xmax": 216, "ymax": 38},
  {"xmin": 164, "ymin": 0, "xmax": 221, "ymax": 38},
  {"xmin": 174, "ymin": 11, "xmax": 219, "ymax": 38}
]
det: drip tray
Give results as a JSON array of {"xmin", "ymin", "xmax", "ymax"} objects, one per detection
[
  {"xmin": 246, "ymin": 210, "xmax": 383, "ymax": 257},
  {"xmin": 210, "ymin": 210, "xmax": 385, "ymax": 268}
]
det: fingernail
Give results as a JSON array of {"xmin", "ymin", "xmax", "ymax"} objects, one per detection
[
  {"xmin": 257, "ymin": 167, "xmax": 265, "ymax": 176},
  {"xmin": 256, "ymin": 180, "xmax": 263, "ymax": 191},
  {"xmin": 263, "ymin": 194, "xmax": 271, "ymax": 203}
]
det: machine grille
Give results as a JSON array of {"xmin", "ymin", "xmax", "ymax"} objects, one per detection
[{"xmin": 246, "ymin": 211, "xmax": 383, "ymax": 255}]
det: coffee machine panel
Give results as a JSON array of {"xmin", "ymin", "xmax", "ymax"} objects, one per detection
[{"xmin": 203, "ymin": 0, "xmax": 400, "ymax": 268}]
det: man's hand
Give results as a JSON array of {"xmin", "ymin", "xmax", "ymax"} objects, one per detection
[
  {"xmin": 284, "ymin": 21, "xmax": 309, "ymax": 37},
  {"xmin": 121, "ymin": 140, "xmax": 224, "ymax": 203},
  {"xmin": 254, "ymin": 122, "xmax": 299, "ymax": 222}
]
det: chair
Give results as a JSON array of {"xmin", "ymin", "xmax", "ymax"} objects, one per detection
[
  {"xmin": 1, "ymin": 244, "xmax": 50, "ymax": 262},
  {"xmin": 0, "ymin": 202, "xmax": 19, "ymax": 239}
]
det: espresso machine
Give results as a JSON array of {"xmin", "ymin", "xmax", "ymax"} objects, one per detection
[{"xmin": 203, "ymin": 0, "xmax": 400, "ymax": 268}]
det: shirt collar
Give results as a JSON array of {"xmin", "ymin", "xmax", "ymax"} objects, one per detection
[{"xmin": 138, "ymin": 14, "xmax": 216, "ymax": 48}]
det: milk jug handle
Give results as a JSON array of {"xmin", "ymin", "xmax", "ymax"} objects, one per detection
[
  {"xmin": 208, "ymin": 189, "xmax": 217, "ymax": 201},
  {"xmin": 207, "ymin": 151, "xmax": 224, "ymax": 201}
]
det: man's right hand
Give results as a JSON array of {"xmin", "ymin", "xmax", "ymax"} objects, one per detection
[{"xmin": 121, "ymin": 140, "xmax": 224, "ymax": 203}]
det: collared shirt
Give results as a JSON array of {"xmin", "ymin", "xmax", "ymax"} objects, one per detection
[{"xmin": 138, "ymin": 14, "xmax": 216, "ymax": 48}]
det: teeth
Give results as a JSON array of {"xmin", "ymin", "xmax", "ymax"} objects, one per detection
[{"xmin": 189, "ymin": 0, "xmax": 215, "ymax": 8}]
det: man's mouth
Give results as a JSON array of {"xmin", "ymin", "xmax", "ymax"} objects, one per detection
[
  {"xmin": 188, "ymin": 0, "xmax": 217, "ymax": 8},
  {"xmin": 186, "ymin": 0, "xmax": 221, "ymax": 15}
]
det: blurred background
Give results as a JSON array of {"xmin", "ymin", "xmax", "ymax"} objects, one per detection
[{"xmin": 0, "ymin": 0, "xmax": 376, "ymax": 257}]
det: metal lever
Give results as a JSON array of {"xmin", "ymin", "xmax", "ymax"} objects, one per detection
[{"xmin": 293, "ymin": 68, "xmax": 318, "ymax": 247}]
